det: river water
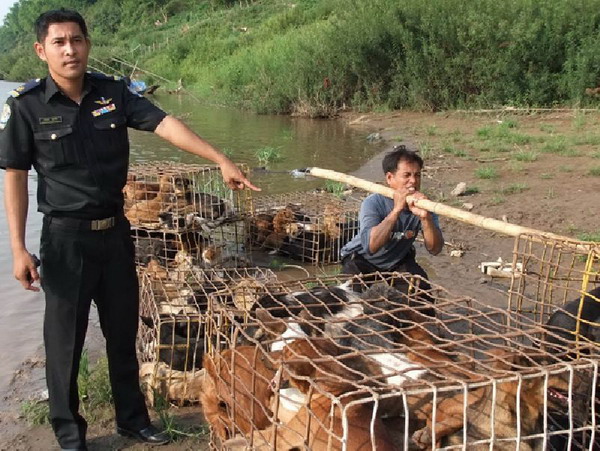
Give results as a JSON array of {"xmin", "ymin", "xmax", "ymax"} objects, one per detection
[{"xmin": 0, "ymin": 79, "xmax": 382, "ymax": 395}]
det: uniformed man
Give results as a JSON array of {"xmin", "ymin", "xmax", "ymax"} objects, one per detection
[{"xmin": 0, "ymin": 9, "xmax": 259, "ymax": 451}]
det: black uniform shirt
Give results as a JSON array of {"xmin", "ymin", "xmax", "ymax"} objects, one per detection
[{"xmin": 0, "ymin": 72, "xmax": 167, "ymax": 219}]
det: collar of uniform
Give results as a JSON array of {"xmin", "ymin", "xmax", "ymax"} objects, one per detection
[
  {"xmin": 43, "ymin": 75, "xmax": 60, "ymax": 103},
  {"xmin": 43, "ymin": 74, "xmax": 94, "ymax": 103}
]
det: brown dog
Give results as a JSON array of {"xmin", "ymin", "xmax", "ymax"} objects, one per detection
[
  {"xmin": 126, "ymin": 174, "xmax": 189, "ymax": 224},
  {"xmin": 200, "ymin": 346, "xmax": 278, "ymax": 443},
  {"xmin": 414, "ymin": 349, "xmax": 593, "ymax": 451},
  {"xmin": 257, "ymin": 338, "xmax": 396, "ymax": 451}
]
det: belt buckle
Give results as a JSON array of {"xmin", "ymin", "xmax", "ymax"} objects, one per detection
[{"xmin": 91, "ymin": 217, "xmax": 115, "ymax": 231}]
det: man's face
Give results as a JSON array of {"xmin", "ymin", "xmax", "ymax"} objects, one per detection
[
  {"xmin": 34, "ymin": 22, "xmax": 90, "ymax": 82},
  {"xmin": 386, "ymin": 159, "xmax": 422, "ymax": 192}
]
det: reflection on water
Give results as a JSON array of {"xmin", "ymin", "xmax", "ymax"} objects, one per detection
[
  {"xmin": 0, "ymin": 80, "xmax": 383, "ymax": 393},
  {"xmin": 130, "ymin": 93, "xmax": 381, "ymax": 193}
]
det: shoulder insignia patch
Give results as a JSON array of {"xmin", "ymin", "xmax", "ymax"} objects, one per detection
[
  {"xmin": 9, "ymin": 78, "xmax": 42, "ymax": 98},
  {"xmin": 0, "ymin": 103, "xmax": 11, "ymax": 130}
]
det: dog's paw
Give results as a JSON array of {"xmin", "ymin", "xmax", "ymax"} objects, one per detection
[{"xmin": 412, "ymin": 427, "xmax": 432, "ymax": 449}]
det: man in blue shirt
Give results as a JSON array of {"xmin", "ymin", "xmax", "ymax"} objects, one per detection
[{"xmin": 341, "ymin": 147, "xmax": 443, "ymax": 290}]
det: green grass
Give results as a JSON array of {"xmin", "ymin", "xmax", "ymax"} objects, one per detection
[
  {"xmin": 541, "ymin": 137, "xmax": 568, "ymax": 154},
  {"xmin": 570, "ymin": 134, "xmax": 600, "ymax": 146},
  {"xmin": 220, "ymin": 147, "xmax": 235, "ymax": 158},
  {"xmin": 20, "ymin": 400, "xmax": 50, "ymax": 426},
  {"xmin": 21, "ymin": 350, "xmax": 113, "ymax": 427},
  {"xmin": 501, "ymin": 118, "xmax": 519, "ymax": 129},
  {"xmin": 254, "ymin": 146, "xmax": 283, "ymax": 166},
  {"xmin": 77, "ymin": 350, "xmax": 113, "ymax": 421},
  {"xmin": 324, "ymin": 180, "xmax": 346, "ymax": 197},
  {"xmin": 475, "ymin": 166, "xmax": 499, "ymax": 179},
  {"xmin": 500, "ymin": 183, "xmax": 529, "ymax": 195},
  {"xmin": 426, "ymin": 125, "xmax": 438, "ymax": 136},
  {"xmin": 418, "ymin": 143, "xmax": 436, "ymax": 159},
  {"xmin": 572, "ymin": 113, "xmax": 587, "ymax": 131},
  {"xmin": 154, "ymin": 392, "xmax": 209, "ymax": 441},
  {"xmin": 268, "ymin": 258, "xmax": 286, "ymax": 270},
  {"xmin": 490, "ymin": 194, "xmax": 505, "ymax": 205},
  {"xmin": 513, "ymin": 151, "xmax": 538, "ymax": 162},
  {"xmin": 578, "ymin": 231, "xmax": 600, "ymax": 242},
  {"xmin": 508, "ymin": 161, "xmax": 525, "ymax": 173},
  {"xmin": 558, "ymin": 165, "xmax": 573, "ymax": 172},
  {"xmin": 442, "ymin": 144, "xmax": 467, "ymax": 157},
  {"xmin": 464, "ymin": 186, "xmax": 480, "ymax": 195},
  {"xmin": 540, "ymin": 173, "xmax": 553, "ymax": 179},
  {"xmin": 588, "ymin": 167, "xmax": 600, "ymax": 176},
  {"xmin": 539, "ymin": 124, "xmax": 556, "ymax": 133}
]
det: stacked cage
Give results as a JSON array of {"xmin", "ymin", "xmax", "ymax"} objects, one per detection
[
  {"xmin": 127, "ymin": 162, "xmax": 261, "ymax": 405},
  {"xmin": 137, "ymin": 266, "xmax": 277, "ymax": 405},
  {"xmin": 246, "ymin": 191, "xmax": 363, "ymax": 265},
  {"xmin": 200, "ymin": 236, "xmax": 600, "ymax": 450},
  {"xmin": 125, "ymin": 162, "xmax": 251, "ymax": 271}
]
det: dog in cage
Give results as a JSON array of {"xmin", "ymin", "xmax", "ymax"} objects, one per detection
[
  {"xmin": 544, "ymin": 286, "xmax": 600, "ymax": 356},
  {"xmin": 139, "ymin": 361, "xmax": 204, "ymax": 405},
  {"xmin": 140, "ymin": 316, "xmax": 204, "ymax": 372},
  {"xmin": 201, "ymin": 346, "xmax": 279, "ymax": 443},
  {"xmin": 126, "ymin": 174, "xmax": 188, "ymax": 225},
  {"xmin": 436, "ymin": 349, "xmax": 597, "ymax": 451},
  {"xmin": 245, "ymin": 337, "xmax": 397, "ymax": 450},
  {"xmin": 242, "ymin": 281, "xmax": 363, "ymax": 348}
]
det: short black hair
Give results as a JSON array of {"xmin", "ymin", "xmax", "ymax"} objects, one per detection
[
  {"xmin": 382, "ymin": 145, "xmax": 424, "ymax": 174},
  {"xmin": 34, "ymin": 9, "xmax": 88, "ymax": 43}
]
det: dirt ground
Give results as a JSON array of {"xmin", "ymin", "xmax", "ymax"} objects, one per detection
[{"xmin": 2, "ymin": 109, "xmax": 599, "ymax": 450}]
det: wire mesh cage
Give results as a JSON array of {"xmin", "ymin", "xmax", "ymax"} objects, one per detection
[
  {"xmin": 136, "ymin": 266, "xmax": 277, "ymax": 405},
  {"xmin": 126, "ymin": 161, "xmax": 252, "ymax": 271},
  {"xmin": 125, "ymin": 162, "xmax": 251, "ymax": 231},
  {"xmin": 131, "ymin": 219, "xmax": 249, "ymax": 271},
  {"xmin": 200, "ymin": 270, "xmax": 599, "ymax": 450},
  {"xmin": 508, "ymin": 235, "xmax": 600, "ymax": 354},
  {"xmin": 246, "ymin": 192, "xmax": 363, "ymax": 265}
]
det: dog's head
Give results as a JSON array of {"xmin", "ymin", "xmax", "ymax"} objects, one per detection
[
  {"xmin": 200, "ymin": 347, "xmax": 276, "ymax": 442},
  {"xmin": 281, "ymin": 338, "xmax": 367, "ymax": 396}
]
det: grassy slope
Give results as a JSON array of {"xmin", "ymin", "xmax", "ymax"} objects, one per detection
[{"xmin": 2, "ymin": 0, "xmax": 600, "ymax": 115}]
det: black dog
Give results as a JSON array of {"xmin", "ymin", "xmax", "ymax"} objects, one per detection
[
  {"xmin": 545, "ymin": 286, "xmax": 600, "ymax": 355},
  {"xmin": 140, "ymin": 316, "xmax": 204, "ymax": 371},
  {"xmin": 543, "ymin": 286, "xmax": 600, "ymax": 451}
]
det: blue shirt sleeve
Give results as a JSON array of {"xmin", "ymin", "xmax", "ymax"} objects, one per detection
[{"xmin": 359, "ymin": 194, "xmax": 385, "ymax": 256}]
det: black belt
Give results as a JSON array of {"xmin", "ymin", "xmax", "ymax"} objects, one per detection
[{"xmin": 46, "ymin": 215, "xmax": 119, "ymax": 231}]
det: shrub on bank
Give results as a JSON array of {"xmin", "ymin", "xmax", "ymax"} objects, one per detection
[{"xmin": 2, "ymin": 0, "xmax": 600, "ymax": 115}]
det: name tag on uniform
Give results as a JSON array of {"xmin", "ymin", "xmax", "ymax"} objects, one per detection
[
  {"xmin": 39, "ymin": 116, "xmax": 63, "ymax": 125},
  {"xmin": 91, "ymin": 103, "xmax": 116, "ymax": 117}
]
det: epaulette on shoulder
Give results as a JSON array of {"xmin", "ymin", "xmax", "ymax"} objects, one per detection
[
  {"xmin": 8, "ymin": 78, "xmax": 42, "ymax": 98},
  {"xmin": 87, "ymin": 71, "xmax": 123, "ymax": 82}
]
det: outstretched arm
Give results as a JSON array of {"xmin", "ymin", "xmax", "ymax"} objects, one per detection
[
  {"xmin": 4, "ymin": 169, "xmax": 39, "ymax": 291},
  {"xmin": 154, "ymin": 115, "xmax": 260, "ymax": 191}
]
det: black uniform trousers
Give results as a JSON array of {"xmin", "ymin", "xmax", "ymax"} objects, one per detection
[
  {"xmin": 40, "ymin": 215, "xmax": 149, "ymax": 449},
  {"xmin": 341, "ymin": 247, "xmax": 435, "ymax": 316}
]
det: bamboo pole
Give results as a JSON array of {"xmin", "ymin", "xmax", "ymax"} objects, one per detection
[{"xmin": 306, "ymin": 167, "xmax": 579, "ymax": 243}]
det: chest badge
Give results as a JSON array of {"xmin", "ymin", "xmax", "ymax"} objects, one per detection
[
  {"xmin": 0, "ymin": 103, "xmax": 11, "ymax": 130},
  {"xmin": 91, "ymin": 103, "xmax": 116, "ymax": 117},
  {"xmin": 39, "ymin": 116, "xmax": 63, "ymax": 125},
  {"xmin": 94, "ymin": 97, "xmax": 112, "ymax": 106}
]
